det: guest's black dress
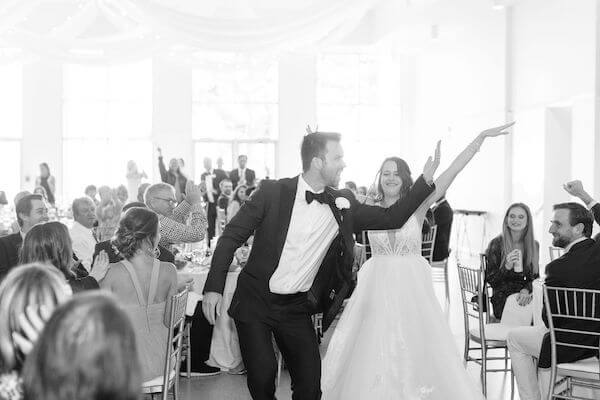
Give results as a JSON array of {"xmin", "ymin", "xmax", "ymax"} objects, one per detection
[{"xmin": 484, "ymin": 235, "xmax": 539, "ymax": 319}]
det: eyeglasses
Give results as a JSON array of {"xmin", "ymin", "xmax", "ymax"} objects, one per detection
[{"xmin": 154, "ymin": 197, "xmax": 177, "ymax": 205}]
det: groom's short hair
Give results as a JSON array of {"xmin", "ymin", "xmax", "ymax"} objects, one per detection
[{"xmin": 301, "ymin": 131, "xmax": 341, "ymax": 172}]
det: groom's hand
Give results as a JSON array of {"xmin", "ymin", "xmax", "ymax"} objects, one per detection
[
  {"xmin": 422, "ymin": 140, "xmax": 441, "ymax": 185},
  {"xmin": 202, "ymin": 292, "xmax": 223, "ymax": 325}
]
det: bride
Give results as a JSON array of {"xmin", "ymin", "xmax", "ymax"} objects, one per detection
[{"xmin": 321, "ymin": 122, "xmax": 514, "ymax": 400}]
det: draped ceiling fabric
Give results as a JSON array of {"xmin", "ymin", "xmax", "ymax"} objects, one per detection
[{"xmin": 0, "ymin": 0, "xmax": 384, "ymax": 64}]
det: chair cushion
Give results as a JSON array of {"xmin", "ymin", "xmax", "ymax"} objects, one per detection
[
  {"xmin": 142, "ymin": 370, "xmax": 176, "ymax": 393},
  {"xmin": 558, "ymin": 357, "xmax": 600, "ymax": 376},
  {"xmin": 469, "ymin": 323, "xmax": 511, "ymax": 342}
]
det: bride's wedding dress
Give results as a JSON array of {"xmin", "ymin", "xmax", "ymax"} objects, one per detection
[{"xmin": 322, "ymin": 215, "xmax": 484, "ymax": 400}]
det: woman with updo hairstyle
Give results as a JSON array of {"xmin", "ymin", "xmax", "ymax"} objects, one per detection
[
  {"xmin": 100, "ymin": 207, "xmax": 177, "ymax": 382},
  {"xmin": 19, "ymin": 222, "xmax": 108, "ymax": 293},
  {"xmin": 22, "ymin": 293, "xmax": 141, "ymax": 400}
]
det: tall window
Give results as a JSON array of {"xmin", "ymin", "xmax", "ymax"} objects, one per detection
[
  {"xmin": 192, "ymin": 53, "xmax": 278, "ymax": 181},
  {"xmin": 317, "ymin": 52, "xmax": 403, "ymax": 188},
  {"xmin": 0, "ymin": 63, "xmax": 22, "ymax": 202},
  {"xmin": 62, "ymin": 60, "xmax": 152, "ymax": 202}
]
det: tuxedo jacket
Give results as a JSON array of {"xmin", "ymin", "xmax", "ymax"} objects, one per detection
[
  {"xmin": 204, "ymin": 175, "xmax": 434, "ymax": 330},
  {"xmin": 0, "ymin": 232, "xmax": 22, "ymax": 281},
  {"xmin": 431, "ymin": 198, "xmax": 453, "ymax": 261},
  {"xmin": 538, "ymin": 238, "xmax": 600, "ymax": 368},
  {"xmin": 230, "ymin": 168, "xmax": 256, "ymax": 189},
  {"xmin": 92, "ymin": 240, "xmax": 175, "ymax": 265}
]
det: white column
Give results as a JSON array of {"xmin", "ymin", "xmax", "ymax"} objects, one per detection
[
  {"xmin": 277, "ymin": 53, "xmax": 317, "ymax": 178},
  {"xmin": 21, "ymin": 61, "xmax": 63, "ymax": 202},
  {"xmin": 543, "ymin": 107, "xmax": 572, "ymax": 262},
  {"xmin": 152, "ymin": 58, "xmax": 193, "ymax": 181}
]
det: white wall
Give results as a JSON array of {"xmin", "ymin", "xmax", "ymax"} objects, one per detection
[{"xmin": 411, "ymin": 1, "xmax": 507, "ymax": 256}]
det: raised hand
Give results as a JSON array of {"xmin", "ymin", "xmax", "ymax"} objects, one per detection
[
  {"xmin": 422, "ymin": 140, "xmax": 441, "ymax": 184},
  {"xmin": 185, "ymin": 181, "xmax": 204, "ymax": 205},
  {"xmin": 90, "ymin": 250, "xmax": 110, "ymax": 282},
  {"xmin": 563, "ymin": 180, "xmax": 593, "ymax": 204},
  {"xmin": 481, "ymin": 121, "xmax": 515, "ymax": 138},
  {"xmin": 157, "ymin": 146, "xmax": 163, "ymax": 157}
]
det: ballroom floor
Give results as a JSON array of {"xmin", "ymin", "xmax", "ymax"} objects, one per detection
[{"xmin": 173, "ymin": 256, "xmax": 518, "ymax": 400}]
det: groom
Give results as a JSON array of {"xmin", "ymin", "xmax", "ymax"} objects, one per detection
[{"xmin": 203, "ymin": 131, "xmax": 439, "ymax": 400}]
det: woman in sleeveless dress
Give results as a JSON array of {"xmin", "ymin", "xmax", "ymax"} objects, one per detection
[
  {"xmin": 100, "ymin": 207, "xmax": 178, "ymax": 381},
  {"xmin": 322, "ymin": 123, "xmax": 514, "ymax": 400}
]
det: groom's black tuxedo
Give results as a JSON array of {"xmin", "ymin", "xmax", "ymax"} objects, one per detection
[
  {"xmin": 204, "ymin": 174, "xmax": 433, "ymax": 400},
  {"xmin": 204, "ymin": 174, "xmax": 434, "ymax": 329}
]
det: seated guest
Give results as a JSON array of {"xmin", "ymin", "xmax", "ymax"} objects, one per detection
[
  {"xmin": 217, "ymin": 179, "xmax": 233, "ymax": 212},
  {"xmin": 227, "ymin": 184, "xmax": 248, "ymax": 223},
  {"xmin": 115, "ymin": 185, "xmax": 129, "ymax": 205},
  {"xmin": 145, "ymin": 182, "xmax": 207, "ymax": 249},
  {"xmin": 9, "ymin": 192, "xmax": 31, "ymax": 234},
  {"xmin": 22, "ymin": 293, "xmax": 141, "ymax": 400},
  {"xmin": 137, "ymin": 182, "xmax": 151, "ymax": 203},
  {"xmin": 69, "ymin": 197, "xmax": 97, "ymax": 272},
  {"xmin": 100, "ymin": 207, "xmax": 177, "ymax": 381},
  {"xmin": 357, "ymin": 186, "xmax": 367, "ymax": 197},
  {"xmin": 19, "ymin": 222, "xmax": 109, "ymax": 293},
  {"xmin": 507, "ymin": 202, "xmax": 600, "ymax": 400},
  {"xmin": 344, "ymin": 181, "xmax": 358, "ymax": 197},
  {"xmin": 431, "ymin": 194, "xmax": 453, "ymax": 262},
  {"xmin": 84, "ymin": 184, "xmax": 99, "ymax": 205},
  {"xmin": 485, "ymin": 203, "xmax": 539, "ymax": 319},
  {"xmin": 92, "ymin": 202, "xmax": 174, "ymax": 264},
  {"xmin": 0, "ymin": 263, "xmax": 71, "ymax": 389},
  {"xmin": 0, "ymin": 194, "xmax": 48, "ymax": 281},
  {"xmin": 96, "ymin": 186, "xmax": 123, "ymax": 242}
]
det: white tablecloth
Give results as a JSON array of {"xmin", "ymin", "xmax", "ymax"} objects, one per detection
[{"xmin": 177, "ymin": 265, "xmax": 242, "ymax": 370}]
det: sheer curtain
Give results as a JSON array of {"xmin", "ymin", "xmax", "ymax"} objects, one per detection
[{"xmin": 0, "ymin": 0, "xmax": 383, "ymax": 63}]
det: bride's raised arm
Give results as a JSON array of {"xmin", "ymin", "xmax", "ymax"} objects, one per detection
[{"xmin": 416, "ymin": 122, "xmax": 514, "ymax": 216}]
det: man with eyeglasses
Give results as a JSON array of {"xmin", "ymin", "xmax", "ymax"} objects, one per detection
[{"xmin": 145, "ymin": 182, "xmax": 207, "ymax": 248}]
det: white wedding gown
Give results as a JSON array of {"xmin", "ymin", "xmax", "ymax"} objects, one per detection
[{"xmin": 322, "ymin": 215, "xmax": 484, "ymax": 400}]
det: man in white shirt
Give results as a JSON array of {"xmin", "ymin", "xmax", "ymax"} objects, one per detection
[
  {"xmin": 230, "ymin": 154, "xmax": 256, "ymax": 190},
  {"xmin": 69, "ymin": 197, "xmax": 98, "ymax": 272},
  {"xmin": 203, "ymin": 131, "xmax": 439, "ymax": 400}
]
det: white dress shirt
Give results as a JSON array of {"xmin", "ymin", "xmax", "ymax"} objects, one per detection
[
  {"xmin": 238, "ymin": 168, "xmax": 247, "ymax": 186},
  {"xmin": 69, "ymin": 221, "xmax": 96, "ymax": 272},
  {"xmin": 269, "ymin": 175, "xmax": 339, "ymax": 294}
]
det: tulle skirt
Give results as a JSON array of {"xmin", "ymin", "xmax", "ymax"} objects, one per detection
[{"xmin": 321, "ymin": 254, "xmax": 484, "ymax": 400}]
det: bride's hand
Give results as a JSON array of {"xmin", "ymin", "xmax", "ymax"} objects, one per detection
[
  {"xmin": 481, "ymin": 121, "xmax": 515, "ymax": 138},
  {"xmin": 422, "ymin": 140, "xmax": 441, "ymax": 184}
]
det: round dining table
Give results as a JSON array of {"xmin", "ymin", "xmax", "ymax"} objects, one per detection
[{"xmin": 177, "ymin": 263, "xmax": 242, "ymax": 370}]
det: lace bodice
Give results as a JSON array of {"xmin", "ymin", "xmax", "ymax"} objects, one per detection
[{"xmin": 368, "ymin": 215, "xmax": 422, "ymax": 256}]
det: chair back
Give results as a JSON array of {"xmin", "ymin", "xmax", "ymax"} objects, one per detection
[
  {"xmin": 548, "ymin": 246, "xmax": 564, "ymax": 261},
  {"xmin": 480, "ymin": 254, "xmax": 493, "ymax": 322},
  {"xmin": 543, "ymin": 286, "xmax": 600, "ymax": 376},
  {"xmin": 421, "ymin": 225, "xmax": 438, "ymax": 264},
  {"xmin": 161, "ymin": 288, "xmax": 189, "ymax": 399},
  {"xmin": 457, "ymin": 264, "xmax": 487, "ymax": 343}
]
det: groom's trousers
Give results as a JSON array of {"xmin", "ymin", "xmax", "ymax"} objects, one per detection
[{"xmin": 235, "ymin": 292, "xmax": 321, "ymax": 400}]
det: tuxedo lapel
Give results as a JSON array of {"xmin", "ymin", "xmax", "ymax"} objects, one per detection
[{"xmin": 275, "ymin": 177, "xmax": 298, "ymax": 260}]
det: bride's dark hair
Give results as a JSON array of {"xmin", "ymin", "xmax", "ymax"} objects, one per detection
[{"xmin": 374, "ymin": 157, "xmax": 413, "ymax": 202}]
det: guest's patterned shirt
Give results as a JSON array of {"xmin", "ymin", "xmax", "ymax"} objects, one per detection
[{"xmin": 158, "ymin": 200, "xmax": 207, "ymax": 247}]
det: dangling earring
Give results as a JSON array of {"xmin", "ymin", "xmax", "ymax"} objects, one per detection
[{"xmin": 153, "ymin": 247, "xmax": 160, "ymax": 259}]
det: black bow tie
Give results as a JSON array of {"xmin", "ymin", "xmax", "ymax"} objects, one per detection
[{"xmin": 305, "ymin": 191, "xmax": 328, "ymax": 205}]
